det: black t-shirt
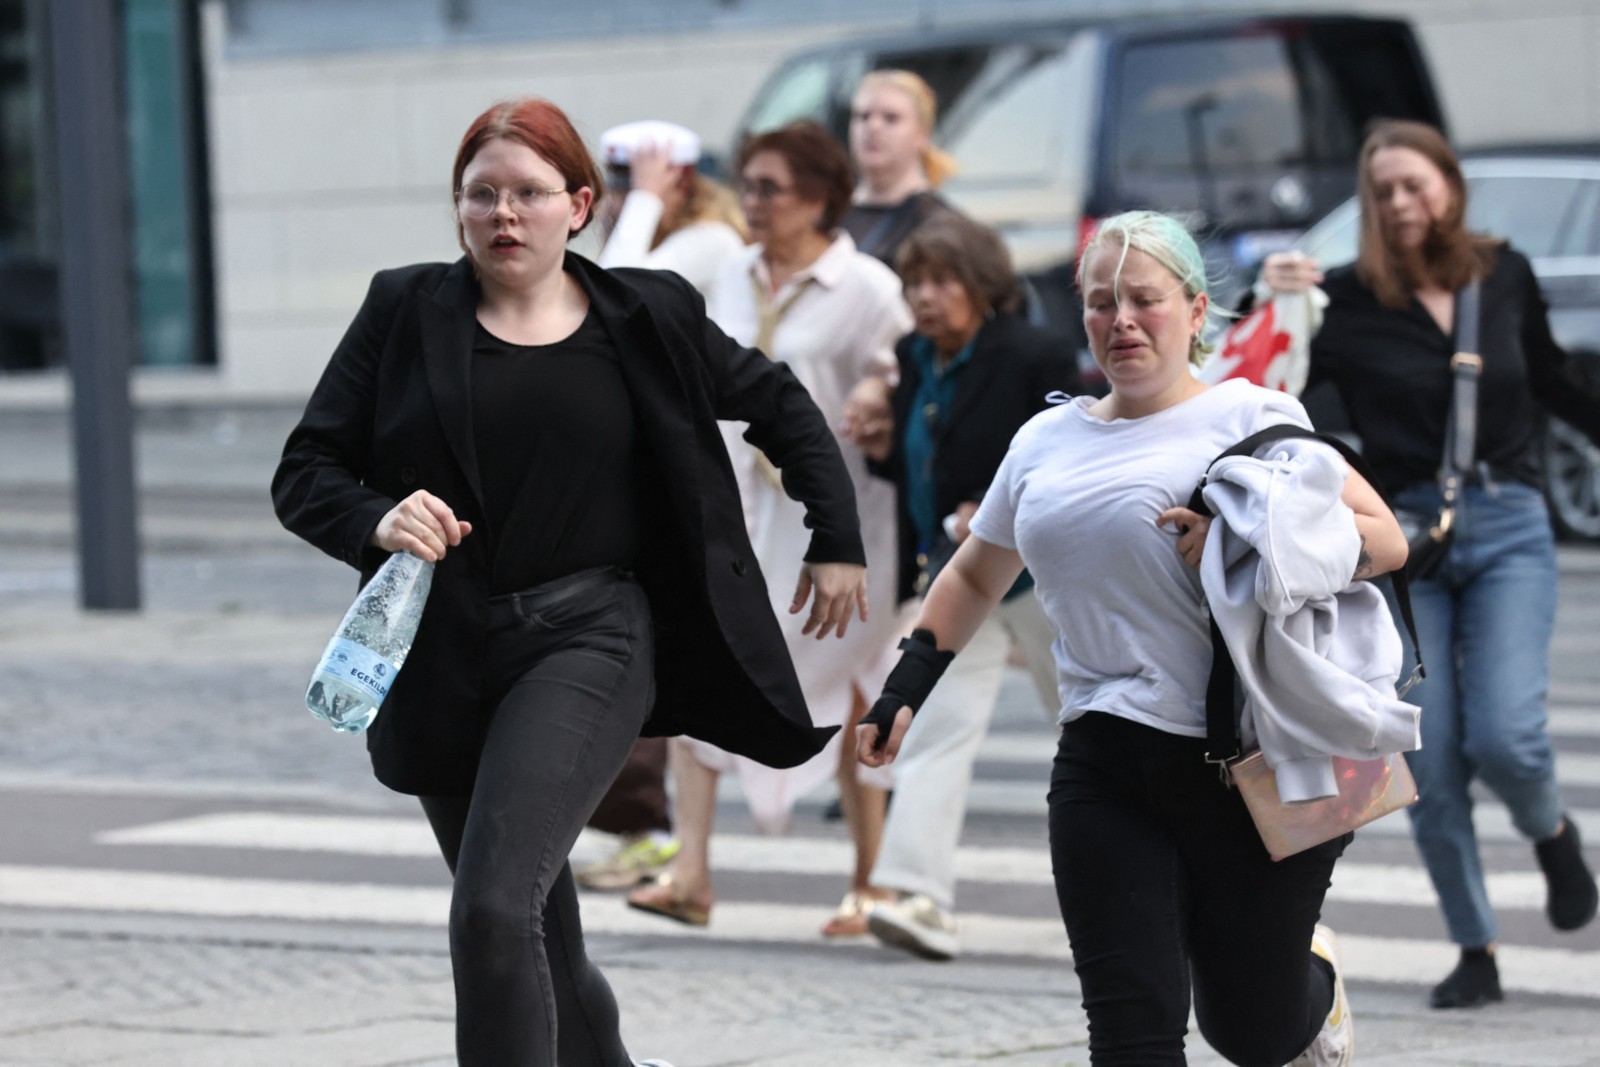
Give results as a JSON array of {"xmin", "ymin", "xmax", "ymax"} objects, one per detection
[
  {"xmin": 840, "ymin": 192, "xmax": 959, "ymax": 269},
  {"xmin": 470, "ymin": 311, "xmax": 640, "ymax": 593},
  {"xmin": 1307, "ymin": 246, "xmax": 1600, "ymax": 496}
]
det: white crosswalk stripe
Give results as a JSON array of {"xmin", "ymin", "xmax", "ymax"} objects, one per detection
[
  {"xmin": 89, "ymin": 812, "xmax": 1558, "ymax": 910},
  {"xmin": 3, "ymin": 705, "xmax": 1596, "ymax": 999},
  {"xmin": 3, "ymin": 856, "xmax": 1599, "ymax": 998}
]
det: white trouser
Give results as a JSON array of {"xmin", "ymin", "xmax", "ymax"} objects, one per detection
[{"xmin": 869, "ymin": 590, "xmax": 1058, "ymax": 909}]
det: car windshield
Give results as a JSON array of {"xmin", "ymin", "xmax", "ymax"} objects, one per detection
[{"xmin": 1110, "ymin": 35, "xmax": 1303, "ymax": 179}]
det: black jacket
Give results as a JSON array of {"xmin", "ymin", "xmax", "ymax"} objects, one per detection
[
  {"xmin": 1309, "ymin": 246, "xmax": 1600, "ymax": 496},
  {"xmin": 273, "ymin": 254, "xmax": 862, "ymax": 796},
  {"xmin": 875, "ymin": 312, "xmax": 1079, "ymax": 604}
]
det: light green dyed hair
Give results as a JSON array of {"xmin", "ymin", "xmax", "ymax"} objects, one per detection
[{"xmin": 1075, "ymin": 210, "xmax": 1219, "ymax": 365}]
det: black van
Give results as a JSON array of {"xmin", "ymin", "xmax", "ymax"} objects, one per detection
[{"xmin": 737, "ymin": 14, "xmax": 1446, "ymax": 330}]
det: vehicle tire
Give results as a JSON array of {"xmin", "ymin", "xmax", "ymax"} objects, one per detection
[{"xmin": 1541, "ymin": 417, "xmax": 1600, "ymax": 542}]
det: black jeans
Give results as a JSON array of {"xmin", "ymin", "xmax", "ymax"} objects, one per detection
[
  {"xmin": 420, "ymin": 566, "xmax": 654, "ymax": 1067},
  {"xmin": 1048, "ymin": 711, "xmax": 1346, "ymax": 1066}
]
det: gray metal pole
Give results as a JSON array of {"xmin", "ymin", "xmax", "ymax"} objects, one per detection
[{"xmin": 51, "ymin": 0, "xmax": 143, "ymax": 610}]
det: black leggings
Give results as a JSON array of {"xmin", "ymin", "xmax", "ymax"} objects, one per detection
[
  {"xmin": 420, "ymin": 568, "xmax": 654, "ymax": 1067},
  {"xmin": 1048, "ymin": 711, "xmax": 1345, "ymax": 1066}
]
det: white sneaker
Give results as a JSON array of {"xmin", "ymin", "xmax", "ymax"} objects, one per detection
[
  {"xmin": 866, "ymin": 892, "xmax": 960, "ymax": 961},
  {"xmin": 1291, "ymin": 924, "xmax": 1354, "ymax": 1066},
  {"xmin": 633, "ymin": 1060, "xmax": 675, "ymax": 1066}
]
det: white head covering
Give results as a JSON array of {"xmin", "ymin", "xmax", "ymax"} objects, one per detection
[{"xmin": 599, "ymin": 120, "xmax": 701, "ymax": 167}]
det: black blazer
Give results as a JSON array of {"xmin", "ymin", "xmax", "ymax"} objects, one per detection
[
  {"xmin": 273, "ymin": 253, "xmax": 862, "ymax": 796},
  {"xmin": 876, "ymin": 312, "xmax": 1080, "ymax": 604}
]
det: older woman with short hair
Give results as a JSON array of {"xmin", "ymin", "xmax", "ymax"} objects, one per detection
[{"xmin": 840, "ymin": 214, "xmax": 1078, "ymax": 958}]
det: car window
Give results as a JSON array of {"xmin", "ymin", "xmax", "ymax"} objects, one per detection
[
  {"xmin": 938, "ymin": 43, "xmax": 1082, "ymax": 183},
  {"xmin": 744, "ymin": 57, "xmax": 835, "ymax": 135},
  {"xmin": 1553, "ymin": 178, "xmax": 1600, "ymax": 257},
  {"xmin": 873, "ymin": 45, "xmax": 996, "ymax": 132},
  {"xmin": 1295, "ymin": 198, "xmax": 1360, "ymax": 268},
  {"xmin": 1469, "ymin": 177, "xmax": 1586, "ymax": 258},
  {"xmin": 1110, "ymin": 35, "xmax": 1302, "ymax": 178}
]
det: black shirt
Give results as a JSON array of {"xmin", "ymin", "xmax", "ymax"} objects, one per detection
[
  {"xmin": 840, "ymin": 192, "xmax": 959, "ymax": 268},
  {"xmin": 1307, "ymin": 246, "xmax": 1600, "ymax": 496},
  {"xmin": 470, "ymin": 312, "xmax": 640, "ymax": 593}
]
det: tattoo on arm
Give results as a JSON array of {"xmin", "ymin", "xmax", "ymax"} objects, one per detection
[{"xmin": 1354, "ymin": 535, "xmax": 1374, "ymax": 581}]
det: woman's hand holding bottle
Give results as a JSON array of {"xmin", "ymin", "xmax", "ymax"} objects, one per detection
[{"xmin": 371, "ymin": 490, "xmax": 473, "ymax": 562}]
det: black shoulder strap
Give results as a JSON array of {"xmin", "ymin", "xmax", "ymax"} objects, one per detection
[
  {"xmin": 1195, "ymin": 425, "xmax": 1424, "ymax": 765},
  {"xmin": 1444, "ymin": 280, "xmax": 1483, "ymax": 477}
]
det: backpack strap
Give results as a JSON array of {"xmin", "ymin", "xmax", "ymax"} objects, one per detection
[{"xmin": 1194, "ymin": 425, "xmax": 1424, "ymax": 772}]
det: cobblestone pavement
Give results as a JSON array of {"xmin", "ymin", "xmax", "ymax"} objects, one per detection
[{"xmin": 7, "ymin": 914, "xmax": 1600, "ymax": 1066}]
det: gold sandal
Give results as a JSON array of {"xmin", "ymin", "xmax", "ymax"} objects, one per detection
[
  {"xmin": 626, "ymin": 873, "xmax": 712, "ymax": 927},
  {"xmin": 820, "ymin": 889, "xmax": 891, "ymax": 938}
]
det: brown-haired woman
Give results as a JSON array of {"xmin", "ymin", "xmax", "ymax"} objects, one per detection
[
  {"xmin": 840, "ymin": 215, "xmax": 1078, "ymax": 959},
  {"xmin": 1261, "ymin": 118, "xmax": 1600, "ymax": 1010},
  {"xmin": 627, "ymin": 120, "xmax": 912, "ymax": 937},
  {"xmin": 841, "ymin": 69, "xmax": 961, "ymax": 267},
  {"xmin": 273, "ymin": 97, "xmax": 871, "ymax": 1067}
]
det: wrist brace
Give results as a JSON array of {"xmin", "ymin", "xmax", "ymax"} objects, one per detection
[{"xmin": 860, "ymin": 628, "xmax": 956, "ymax": 751}]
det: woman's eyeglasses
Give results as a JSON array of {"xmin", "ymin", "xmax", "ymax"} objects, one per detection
[
  {"xmin": 457, "ymin": 181, "xmax": 568, "ymax": 219},
  {"xmin": 737, "ymin": 178, "xmax": 794, "ymax": 202}
]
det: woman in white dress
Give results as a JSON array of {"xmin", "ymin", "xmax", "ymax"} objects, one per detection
[{"xmin": 628, "ymin": 121, "xmax": 911, "ymax": 935}]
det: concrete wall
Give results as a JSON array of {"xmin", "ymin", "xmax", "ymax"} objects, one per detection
[
  {"xmin": 7, "ymin": 0, "xmax": 1587, "ymax": 406},
  {"xmin": 1415, "ymin": 0, "xmax": 1600, "ymax": 147},
  {"xmin": 194, "ymin": 5, "xmax": 875, "ymax": 403}
]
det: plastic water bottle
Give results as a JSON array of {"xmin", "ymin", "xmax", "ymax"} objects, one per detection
[{"xmin": 305, "ymin": 551, "xmax": 434, "ymax": 734}]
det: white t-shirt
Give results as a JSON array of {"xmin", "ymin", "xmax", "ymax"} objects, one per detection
[{"xmin": 969, "ymin": 379, "xmax": 1312, "ymax": 737}]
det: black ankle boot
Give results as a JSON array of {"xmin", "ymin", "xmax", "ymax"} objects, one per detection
[
  {"xmin": 1535, "ymin": 815, "xmax": 1599, "ymax": 931},
  {"xmin": 1430, "ymin": 948, "xmax": 1503, "ymax": 1009}
]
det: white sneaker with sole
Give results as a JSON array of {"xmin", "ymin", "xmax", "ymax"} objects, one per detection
[
  {"xmin": 1291, "ymin": 923, "xmax": 1354, "ymax": 1066},
  {"xmin": 633, "ymin": 1059, "xmax": 675, "ymax": 1066},
  {"xmin": 866, "ymin": 892, "xmax": 959, "ymax": 961}
]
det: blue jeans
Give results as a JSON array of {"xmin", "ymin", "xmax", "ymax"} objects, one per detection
[{"xmin": 1393, "ymin": 479, "xmax": 1565, "ymax": 949}]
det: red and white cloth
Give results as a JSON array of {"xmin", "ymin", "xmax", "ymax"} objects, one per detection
[{"xmin": 1199, "ymin": 285, "xmax": 1328, "ymax": 396}]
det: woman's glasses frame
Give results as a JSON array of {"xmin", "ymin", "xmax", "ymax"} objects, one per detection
[
  {"xmin": 736, "ymin": 178, "xmax": 796, "ymax": 203},
  {"xmin": 457, "ymin": 181, "xmax": 569, "ymax": 219}
]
